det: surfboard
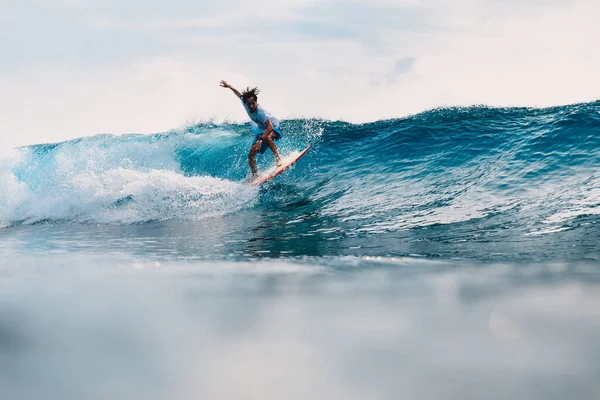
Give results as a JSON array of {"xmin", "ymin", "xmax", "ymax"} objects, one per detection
[{"xmin": 248, "ymin": 144, "xmax": 312, "ymax": 186}]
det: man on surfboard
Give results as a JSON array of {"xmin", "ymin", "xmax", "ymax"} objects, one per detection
[{"xmin": 220, "ymin": 80, "xmax": 282, "ymax": 181}]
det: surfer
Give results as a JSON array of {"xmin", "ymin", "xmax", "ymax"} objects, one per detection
[{"xmin": 220, "ymin": 80, "xmax": 282, "ymax": 181}]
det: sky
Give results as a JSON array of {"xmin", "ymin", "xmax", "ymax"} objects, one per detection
[{"xmin": 1, "ymin": 0, "xmax": 599, "ymax": 146}]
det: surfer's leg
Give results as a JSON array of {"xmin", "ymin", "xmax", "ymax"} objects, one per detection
[
  {"xmin": 248, "ymin": 143, "xmax": 260, "ymax": 179},
  {"xmin": 263, "ymin": 131, "xmax": 282, "ymax": 166}
]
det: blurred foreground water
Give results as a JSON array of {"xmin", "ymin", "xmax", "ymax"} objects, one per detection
[{"xmin": 1, "ymin": 250, "xmax": 599, "ymax": 400}]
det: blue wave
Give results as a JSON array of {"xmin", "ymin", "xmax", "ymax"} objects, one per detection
[{"xmin": 1, "ymin": 100, "xmax": 599, "ymax": 258}]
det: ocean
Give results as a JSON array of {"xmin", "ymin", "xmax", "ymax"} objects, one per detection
[{"xmin": 1, "ymin": 101, "xmax": 599, "ymax": 399}]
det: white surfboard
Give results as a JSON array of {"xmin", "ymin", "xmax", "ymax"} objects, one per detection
[{"xmin": 249, "ymin": 144, "xmax": 312, "ymax": 186}]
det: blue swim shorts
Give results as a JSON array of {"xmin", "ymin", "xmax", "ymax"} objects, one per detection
[{"xmin": 254, "ymin": 130, "xmax": 282, "ymax": 154}]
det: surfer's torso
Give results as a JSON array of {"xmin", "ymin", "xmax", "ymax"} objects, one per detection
[{"xmin": 241, "ymin": 98, "xmax": 281, "ymax": 133}]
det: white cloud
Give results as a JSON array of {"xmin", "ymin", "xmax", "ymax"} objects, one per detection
[
  {"xmin": 1, "ymin": 0, "xmax": 599, "ymax": 147},
  {"xmin": 82, "ymin": 0, "xmax": 319, "ymax": 30}
]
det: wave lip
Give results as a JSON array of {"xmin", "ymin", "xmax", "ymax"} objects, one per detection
[
  {"xmin": 0, "ymin": 134, "xmax": 257, "ymax": 226},
  {"xmin": 2, "ymin": 100, "xmax": 599, "ymax": 235}
]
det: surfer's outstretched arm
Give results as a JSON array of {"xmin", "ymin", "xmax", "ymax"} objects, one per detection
[{"xmin": 220, "ymin": 80, "xmax": 242, "ymax": 98}]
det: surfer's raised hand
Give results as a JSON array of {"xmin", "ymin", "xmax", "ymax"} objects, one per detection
[{"xmin": 221, "ymin": 81, "xmax": 242, "ymax": 98}]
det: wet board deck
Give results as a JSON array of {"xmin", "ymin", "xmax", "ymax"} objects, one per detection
[{"xmin": 249, "ymin": 144, "xmax": 312, "ymax": 186}]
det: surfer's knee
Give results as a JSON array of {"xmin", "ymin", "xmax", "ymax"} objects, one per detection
[{"xmin": 263, "ymin": 135, "xmax": 277, "ymax": 147}]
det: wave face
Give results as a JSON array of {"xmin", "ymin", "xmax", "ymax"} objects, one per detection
[{"xmin": 1, "ymin": 101, "xmax": 599, "ymax": 260}]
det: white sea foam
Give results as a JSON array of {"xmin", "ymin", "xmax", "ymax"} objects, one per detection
[{"xmin": 0, "ymin": 136, "xmax": 256, "ymax": 225}]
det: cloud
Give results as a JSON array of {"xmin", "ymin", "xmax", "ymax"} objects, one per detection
[
  {"xmin": 393, "ymin": 57, "xmax": 416, "ymax": 75},
  {"xmin": 1, "ymin": 0, "xmax": 599, "ymax": 146}
]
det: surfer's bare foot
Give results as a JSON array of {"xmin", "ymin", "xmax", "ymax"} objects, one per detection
[
  {"xmin": 246, "ymin": 173, "xmax": 258, "ymax": 183},
  {"xmin": 276, "ymin": 157, "xmax": 282, "ymax": 167}
]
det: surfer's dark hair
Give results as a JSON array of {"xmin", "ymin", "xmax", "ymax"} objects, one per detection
[{"xmin": 242, "ymin": 87, "xmax": 260, "ymax": 103}]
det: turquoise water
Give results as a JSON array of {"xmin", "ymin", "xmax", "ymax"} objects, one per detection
[{"xmin": 1, "ymin": 101, "xmax": 599, "ymax": 399}]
